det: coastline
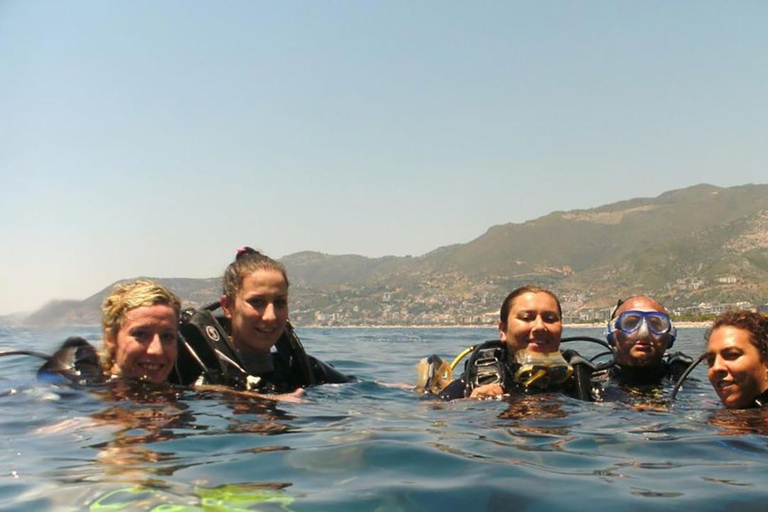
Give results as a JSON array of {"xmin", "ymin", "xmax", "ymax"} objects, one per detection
[
  {"xmin": 2, "ymin": 320, "xmax": 712, "ymax": 330},
  {"xmin": 297, "ymin": 321, "xmax": 711, "ymax": 329}
]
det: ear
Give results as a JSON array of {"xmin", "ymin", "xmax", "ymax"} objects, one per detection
[
  {"xmin": 498, "ymin": 320, "xmax": 508, "ymax": 342},
  {"xmin": 220, "ymin": 295, "xmax": 233, "ymax": 318}
]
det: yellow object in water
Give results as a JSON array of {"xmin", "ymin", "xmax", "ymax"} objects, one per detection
[
  {"xmin": 513, "ymin": 350, "xmax": 573, "ymax": 389},
  {"xmin": 415, "ymin": 355, "xmax": 454, "ymax": 394}
]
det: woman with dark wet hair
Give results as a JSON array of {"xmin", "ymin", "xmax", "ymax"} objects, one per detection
[
  {"xmin": 175, "ymin": 247, "xmax": 352, "ymax": 393},
  {"xmin": 705, "ymin": 310, "xmax": 768, "ymax": 409}
]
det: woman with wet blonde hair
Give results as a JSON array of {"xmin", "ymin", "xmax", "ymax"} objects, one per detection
[{"xmin": 100, "ymin": 279, "xmax": 181, "ymax": 383}]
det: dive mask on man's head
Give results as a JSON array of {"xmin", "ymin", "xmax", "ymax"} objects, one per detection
[{"xmin": 607, "ymin": 310, "xmax": 677, "ymax": 348}]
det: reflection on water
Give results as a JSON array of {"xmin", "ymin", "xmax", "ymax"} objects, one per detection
[
  {"xmin": 4, "ymin": 326, "xmax": 768, "ymax": 510},
  {"xmin": 709, "ymin": 408, "xmax": 768, "ymax": 436}
]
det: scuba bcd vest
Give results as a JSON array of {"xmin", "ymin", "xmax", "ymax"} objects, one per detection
[
  {"xmin": 170, "ymin": 302, "xmax": 316, "ymax": 391},
  {"xmin": 464, "ymin": 341, "xmax": 514, "ymax": 393},
  {"xmin": 423, "ymin": 339, "xmax": 601, "ymax": 401},
  {"xmin": 36, "ymin": 336, "xmax": 106, "ymax": 386},
  {"xmin": 461, "ymin": 341, "xmax": 578, "ymax": 396}
]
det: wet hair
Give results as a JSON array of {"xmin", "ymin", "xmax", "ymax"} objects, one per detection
[
  {"xmin": 101, "ymin": 279, "xmax": 181, "ymax": 373},
  {"xmin": 222, "ymin": 246, "xmax": 289, "ymax": 301},
  {"xmin": 499, "ymin": 285, "xmax": 562, "ymax": 327},
  {"xmin": 707, "ymin": 310, "xmax": 768, "ymax": 359}
]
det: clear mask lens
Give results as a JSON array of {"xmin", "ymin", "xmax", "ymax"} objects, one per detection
[{"xmin": 617, "ymin": 311, "xmax": 671, "ymax": 335}]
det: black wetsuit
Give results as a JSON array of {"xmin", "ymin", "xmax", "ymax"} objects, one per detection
[
  {"xmin": 193, "ymin": 349, "xmax": 352, "ymax": 394},
  {"xmin": 437, "ymin": 341, "xmax": 596, "ymax": 402},
  {"xmin": 602, "ymin": 351, "xmax": 693, "ymax": 387},
  {"xmin": 750, "ymin": 388, "xmax": 768, "ymax": 408},
  {"xmin": 591, "ymin": 351, "xmax": 693, "ymax": 404},
  {"xmin": 172, "ymin": 305, "xmax": 353, "ymax": 392}
]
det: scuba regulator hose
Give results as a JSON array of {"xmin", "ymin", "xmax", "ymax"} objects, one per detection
[
  {"xmin": 670, "ymin": 352, "xmax": 707, "ymax": 401},
  {"xmin": 450, "ymin": 346, "xmax": 475, "ymax": 371},
  {"xmin": 560, "ymin": 336, "xmax": 617, "ymax": 371},
  {"xmin": 0, "ymin": 350, "xmax": 51, "ymax": 361}
]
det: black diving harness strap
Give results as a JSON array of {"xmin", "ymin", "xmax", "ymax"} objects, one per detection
[
  {"xmin": 446, "ymin": 336, "xmax": 613, "ymax": 401},
  {"xmin": 174, "ymin": 301, "xmax": 315, "ymax": 389},
  {"xmin": 670, "ymin": 352, "xmax": 707, "ymax": 401}
]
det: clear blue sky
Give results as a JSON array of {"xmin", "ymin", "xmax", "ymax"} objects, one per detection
[{"xmin": 1, "ymin": 1, "xmax": 767, "ymax": 315}]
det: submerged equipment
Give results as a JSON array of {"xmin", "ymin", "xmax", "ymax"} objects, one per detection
[{"xmin": 171, "ymin": 301, "xmax": 316, "ymax": 390}]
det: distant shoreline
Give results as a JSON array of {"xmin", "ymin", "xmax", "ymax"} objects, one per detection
[
  {"xmin": 2, "ymin": 321, "xmax": 712, "ymax": 330},
  {"xmin": 297, "ymin": 321, "xmax": 711, "ymax": 329}
]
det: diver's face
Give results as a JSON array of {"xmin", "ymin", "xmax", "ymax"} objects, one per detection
[
  {"xmin": 707, "ymin": 326, "xmax": 768, "ymax": 409},
  {"xmin": 499, "ymin": 292, "xmax": 562, "ymax": 353},
  {"xmin": 612, "ymin": 297, "xmax": 669, "ymax": 368},
  {"xmin": 222, "ymin": 269, "xmax": 289, "ymax": 356},
  {"xmin": 110, "ymin": 305, "xmax": 178, "ymax": 383}
]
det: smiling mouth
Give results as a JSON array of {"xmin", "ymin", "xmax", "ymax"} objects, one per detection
[
  {"xmin": 139, "ymin": 362, "xmax": 164, "ymax": 372},
  {"xmin": 716, "ymin": 380, "xmax": 735, "ymax": 391},
  {"xmin": 528, "ymin": 338, "xmax": 555, "ymax": 350}
]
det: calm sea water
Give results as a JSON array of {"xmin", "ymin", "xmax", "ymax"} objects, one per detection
[{"xmin": 2, "ymin": 325, "xmax": 768, "ymax": 511}]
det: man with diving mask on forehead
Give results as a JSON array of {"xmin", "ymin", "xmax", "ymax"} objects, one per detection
[{"xmin": 602, "ymin": 295, "xmax": 691, "ymax": 387}]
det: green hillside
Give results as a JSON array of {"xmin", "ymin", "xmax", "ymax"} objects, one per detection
[{"xmin": 18, "ymin": 183, "xmax": 768, "ymax": 327}]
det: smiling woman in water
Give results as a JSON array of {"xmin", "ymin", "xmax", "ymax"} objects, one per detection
[
  {"xmin": 705, "ymin": 310, "xmax": 768, "ymax": 409},
  {"xmin": 173, "ymin": 247, "xmax": 353, "ymax": 394},
  {"xmin": 101, "ymin": 280, "xmax": 182, "ymax": 383},
  {"xmin": 434, "ymin": 285, "xmax": 597, "ymax": 401}
]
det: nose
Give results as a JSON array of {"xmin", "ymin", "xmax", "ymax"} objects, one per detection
[
  {"xmin": 531, "ymin": 315, "xmax": 546, "ymax": 331},
  {"xmin": 710, "ymin": 354, "xmax": 727, "ymax": 376},
  {"xmin": 262, "ymin": 303, "xmax": 277, "ymax": 322},
  {"xmin": 147, "ymin": 334, "xmax": 164, "ymax": 355},
  {"xmin": 636, "ymin": 319, "xmax": 650, "ymax": 338}
]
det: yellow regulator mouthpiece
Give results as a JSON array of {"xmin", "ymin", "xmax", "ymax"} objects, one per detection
[{"xmin": 513, "ymin": 349, "xmax": 573, "ymax": 389}]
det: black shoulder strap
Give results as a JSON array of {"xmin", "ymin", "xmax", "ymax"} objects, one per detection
[
  {"xmin": 172, "ymin": 302, "xmax": 317, "ymax": 389},
  {"xmin": 464, "ymin": 340, "xmax": 509, "ymax": 396},
  {"xmin": 171, "ymin": 302, "xmax": 249, "ymax": 387},
  {"xmin": 274, "ymin": 321, "xmax": 316, "ymax": 386},
  {"xmin": 666, "ymin": 351, "xmax": 694, "ymax": 382}
]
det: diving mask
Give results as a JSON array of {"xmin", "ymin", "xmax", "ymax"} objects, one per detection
[
  {"xmin": 612, "ymin": 310, "xmax": 673, "ymax": 336},
  {"xmin": 513, "ymin": 349, "xmax": 573, "ymax": 388}
]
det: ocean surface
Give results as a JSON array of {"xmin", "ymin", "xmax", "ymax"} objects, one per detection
[{"xmin": 2, "ymin": 325, "xmax": 768, "ymax": 511}]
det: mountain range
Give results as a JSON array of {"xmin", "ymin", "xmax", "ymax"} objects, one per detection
[{"xmin": 12, "ymin": 183, "xmax": 768, "ymax": 327}]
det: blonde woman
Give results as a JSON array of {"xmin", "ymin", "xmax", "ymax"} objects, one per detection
[{"xmin": 100, "ymin": 279, "xmax": 181, "ymax": 383}]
